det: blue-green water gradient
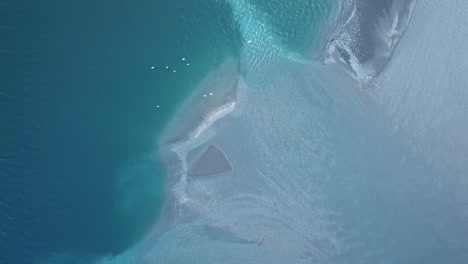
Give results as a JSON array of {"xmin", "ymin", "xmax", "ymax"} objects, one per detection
[{"xmin": 1, "ymin": 0, "xmax": 240, "ymax": 262}]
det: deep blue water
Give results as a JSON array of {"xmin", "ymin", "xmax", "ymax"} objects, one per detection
[{"xmin": 0, "ymin": 0, "xmax": 239, "ymax": 263}]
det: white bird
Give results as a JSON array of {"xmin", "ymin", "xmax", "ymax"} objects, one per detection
[{"xmin": 151, "ymin": 66, "xmax": 155, "ymax": 70}]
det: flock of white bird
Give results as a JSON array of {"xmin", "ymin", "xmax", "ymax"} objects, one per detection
[{"xmin": 152, "ymin": 57, "xmax": 213, "ymax": 109}]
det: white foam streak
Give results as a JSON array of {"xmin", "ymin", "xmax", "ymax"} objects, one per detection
[{"xmin": 192, "ymin": 101, "xmax": 236, "ymax": 140}]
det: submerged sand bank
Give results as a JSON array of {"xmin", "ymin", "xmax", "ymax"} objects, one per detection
[{"xmin": 158, "ymin": 58, "xmax": 240, "ymax": 146}]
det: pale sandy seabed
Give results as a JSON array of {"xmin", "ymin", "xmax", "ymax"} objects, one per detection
[{"xmin": 45, "ymin": 1, "xmax": 468, "ymax": 263}]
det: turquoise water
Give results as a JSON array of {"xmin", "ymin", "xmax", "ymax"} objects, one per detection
[
  {"xmin": 247, "ymin": 0, "xmax": 332, "ymax": 53},
  {"xmin": 1, "ymin": 0, "xmax": 337, "ymax": 263},
  {"xmin": 4, "ymin": 0, "xmax": 468, "ymax": 263},
  {"xmin": 1, "ymin": 0, "xmax": 241, "ymax": 262}
]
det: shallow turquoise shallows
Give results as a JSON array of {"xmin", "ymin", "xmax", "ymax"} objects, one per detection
[
  {"xmin": 1, "ymin": 0, "xmax": 242, "ymax": 262},
  {"xmin": 1, "ymin": 0, "xmax": 331, "ymax": 263}
]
